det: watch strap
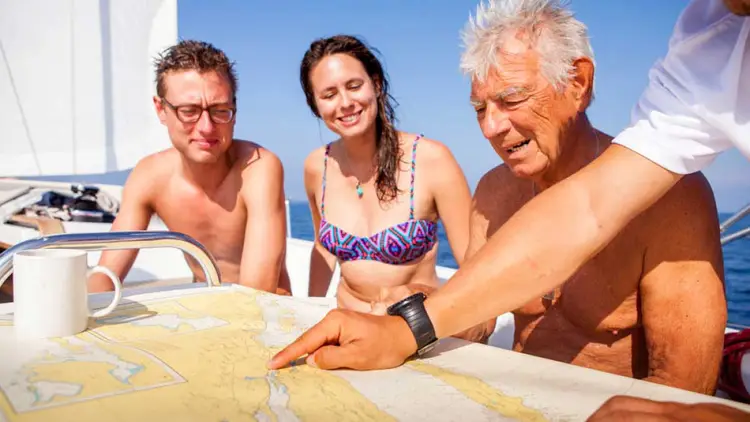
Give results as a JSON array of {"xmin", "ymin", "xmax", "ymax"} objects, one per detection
[{"xmin": 387, "ymin": 293, "xmax": 437, "ymax": 354}]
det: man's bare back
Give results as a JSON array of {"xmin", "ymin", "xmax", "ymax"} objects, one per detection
[{"xmin": 470, "ymin": 151, "xmax": 726, "ymax": 394}]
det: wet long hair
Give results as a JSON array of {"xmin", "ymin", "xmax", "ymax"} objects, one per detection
[{"xmin": 300, "ymin": 35, "xmax": 401, "ymax": 203}]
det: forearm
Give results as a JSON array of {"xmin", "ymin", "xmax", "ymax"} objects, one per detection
[
  {"xmin": 89, "ymin": 250, "xmax": 138, "ymax": 292},
  {"xmin": 425, "ymin": 179, "xmax": 600, "ymax": 337},
  {"xmin": 241, "ymin": 253, "xmax": 283, "ymax": 293},
  {"xmin": 425, "ymin": 153, "xmax": 679, "ymax": 339}
]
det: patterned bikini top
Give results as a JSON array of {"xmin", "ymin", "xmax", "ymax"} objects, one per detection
[{"xmin": 318, "ymin": 135, "xmax": 439, "ymax": 265}]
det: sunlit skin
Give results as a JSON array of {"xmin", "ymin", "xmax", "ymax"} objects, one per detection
[
  {"xmin": 156, "ymin": 70, "xmax": 236, "ymax": 166},
  {"xmin": 311, "ymin": 54, "xmax": 381, "ymax": 143},
  {"xmin": 587, "ymin": 396, "xmax": 750, "ymax": 422},
  {"xmin": 89, "ymin": 69, "xmax": 291, "ymax": 295},
  {"xmin": 465, "ymin": 35, "xmax": 726, "ymax": 394},
  {"xmin": 469, "ymin": 36, "xmax": 597, "ymax": 190},
  {"xmin": 303, "ymin": 54, "xmax": 474, "ymax": 336},
  {"xmin": 267, "ymin": 7, "xmax": 741, "ymax": 417},
  {"xmin": 724, "ymin": 0, "xmax": 750, "ymax": 15}
]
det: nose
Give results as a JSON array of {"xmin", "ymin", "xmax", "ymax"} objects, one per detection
[
  {"xmin": 339, "ymin": 91, "xmax": 355, "ymax": 110},
  {"xmin": 480, "ymin": 104, "xmax": 512, "ymax": 140},
  {"xmin": 196, "ymin": 109, "xmax": 215, "ymax": 134}
]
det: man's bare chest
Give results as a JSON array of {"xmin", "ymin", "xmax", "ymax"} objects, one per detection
[
  {"xmin": 515, "ymin": 238, "xmax": 645, "ymax": 335},
  {"xmin": 153, "ymin": 190, "xmax": 247, "ymax": 250}
]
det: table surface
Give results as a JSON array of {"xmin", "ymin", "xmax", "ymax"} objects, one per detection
[{"xmin": 0, "ymin": 284, "xmax": 748, "ymax": 422}]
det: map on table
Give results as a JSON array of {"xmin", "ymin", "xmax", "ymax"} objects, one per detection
[
  {"xmin": 1, "ymin": 285, "xmax": 743, "ymax": 421},
  {"xmin": 0, "ymin": 287, "xmax": 550, "ymax": 421}
]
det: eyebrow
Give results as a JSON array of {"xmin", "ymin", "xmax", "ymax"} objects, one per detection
[
  {"xmin": 470, "ymin": 85, "xmax": 530, "ymax": 106},
  {"xmin": 493, "ymin": 86, "xmax": 529, "ymax": 100},
  {"xmin": 167, "ymin": 98, "xmax": 233, "ymax": 107}
]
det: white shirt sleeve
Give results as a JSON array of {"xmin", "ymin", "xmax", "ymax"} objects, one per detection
[{"xmin": 612, "ymin": 0, "xmax": 748, "ymax": 174}]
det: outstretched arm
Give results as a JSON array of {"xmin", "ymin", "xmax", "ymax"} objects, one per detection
[
  {"xmin": 268, "ymin": 145, "xmax": 683, "ymax": 370},
  {"xmin": 89, "ymin": 161, "xmax": 155, "ymax": 292},
  {"xmin": 424, "ymin": 145, "xmax": 682, "ymax": 339},
  {"xmin": 239, "ymin": 150, "xmax": 287, "ymax": 293}
]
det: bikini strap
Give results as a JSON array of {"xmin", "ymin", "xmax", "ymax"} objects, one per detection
[
  {"xmin": 409, "ymin": 134, "xmax": 423, "ymax": 220},
  {"xmin": 321, "ymin": 143, "xmax": 331, "ymax": 219}
]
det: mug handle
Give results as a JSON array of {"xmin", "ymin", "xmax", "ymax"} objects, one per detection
[{"xmin": 87, "ymin": 266, "xmax": 123, "ymax": 318}]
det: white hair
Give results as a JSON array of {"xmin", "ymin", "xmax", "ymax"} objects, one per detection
[{"xmin": 460, "ymin": 0, "xmax": 594, "ymax": 90}]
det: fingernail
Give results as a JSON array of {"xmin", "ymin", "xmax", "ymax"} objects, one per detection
[{"xmin": 306, "ymin": 355, "xmax": 318, "ymax": 368}]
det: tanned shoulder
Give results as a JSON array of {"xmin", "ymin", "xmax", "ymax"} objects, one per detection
[
  {"xmin": 233, "ymin": 140, "xmax": 284, "ymax": 186},
  {"xmin": 641, "ymin": 171, "xmax": 720, "ymax": 233},
  {"xmin": 474, "ymin": 164, "xmax": 529, "ymax": 237},
  {"xmin": 410, "ymin": 135, "xmax": 452, "ymax": 162},
  {"xmin": 303, "ymin": 145, "xmax": 327, "ymax": 192},
  {"xmin": 638, "ymin": 171, "xmax": 723, "ymax": 278},
  {"xmin": 125, "ymin": 148, "xmax": 178, "ymax": 205}
]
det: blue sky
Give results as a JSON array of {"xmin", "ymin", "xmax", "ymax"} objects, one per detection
[
  {"xmin": 176, "ymin": 0, "xmax": 749, "ymax": 212},
  {"xmin": 37, "ymin": 0, "xmax": 750, "ymax": 212}
]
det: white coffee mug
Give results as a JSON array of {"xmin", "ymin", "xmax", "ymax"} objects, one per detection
[{"xmin": 12, "ymin": 249, "xmax": 122, "ymax": 339}]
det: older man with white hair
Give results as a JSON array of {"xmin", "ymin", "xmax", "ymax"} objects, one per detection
[
  {"xmin": 271, "ymin": 0, "xmax": 750, "ymax": 417},
  {"xmin": 458, "ymin": 0, "xmax": 727, "ymax": 394}
]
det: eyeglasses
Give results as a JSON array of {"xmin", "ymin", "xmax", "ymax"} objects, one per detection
[{"xmin": 160, "ymin": 97, "xmax": 236, "ymax": 124}]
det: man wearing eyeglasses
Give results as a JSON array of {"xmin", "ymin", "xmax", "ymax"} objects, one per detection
[{"xmin": 89, "ymin": 40, "xmax": 291, "ymax": 295}]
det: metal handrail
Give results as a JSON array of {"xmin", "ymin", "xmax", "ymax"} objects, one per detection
[
  {"xmin": 0, "ymin": 231, "xmax": 221, "ymax": 288},
  {"xmin": 721, "ymin": 203, "xmax": 750, "ymax": 246}
]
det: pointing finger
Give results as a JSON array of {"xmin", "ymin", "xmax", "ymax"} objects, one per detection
[{"xmin": 267, "ymin": 312, "xmax": 342, "ymax": 369}]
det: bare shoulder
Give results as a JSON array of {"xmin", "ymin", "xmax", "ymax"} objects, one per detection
[
  {"xmin": 646, "ymin": 172, "xmax": 718, "ymax": 222},
  {"xmin": 303, "ymin": 144, "xmax": 328, "ymax": 181},
  {"xmin": 132, "ymin": 148, "xmax": 177, "ymax": 178},
  {"xmin": 640, "ymin": 171, "xmax": 720, "ymax": 243},
  {"xmin": 232, "ymin": 140, "xmax": 283, "ymax": 180},
  {"xmin": 476, "ymin": 164, "xmax": 528, "ymax": 205},
  {"xmin": 125, "ymin": 148, "xmax": 177, "ymax": 195},
  {"xmin": 406, "ymin": 133, "xmax": 455, "ymax": 164},
  {"xmin": 474, "ymin": 164, "xmax": 530, "ymax": 235}
]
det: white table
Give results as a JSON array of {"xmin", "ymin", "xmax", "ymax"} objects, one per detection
[{"xmin": 0, "ymin": 284, "xmax": 748, "ymax": 422}]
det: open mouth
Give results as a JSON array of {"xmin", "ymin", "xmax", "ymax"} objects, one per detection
[
  {"xmin": 507, "ymin": 139, "xmax": 531, "ymax": 153},
  {"xmin": 338, "ymin": 110, "xmax": 362, "ymax": 124}
]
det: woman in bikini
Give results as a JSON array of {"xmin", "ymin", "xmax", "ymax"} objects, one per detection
[{"xmin": 299, "ymin": 35, "xmax": 473, "ymax": 322}]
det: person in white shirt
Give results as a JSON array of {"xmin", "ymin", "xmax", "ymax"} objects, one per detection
[{"xmin": 270, "ymin": 0, "xmax": 750, "ymax": 419}]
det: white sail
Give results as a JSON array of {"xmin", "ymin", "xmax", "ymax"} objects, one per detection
[{"xmin": 0, "ymin": 0, "xmax": 177, "ymax": 177}]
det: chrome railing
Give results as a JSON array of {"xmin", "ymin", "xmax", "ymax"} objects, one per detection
[
  {"xmin": 721, "ymin": 203, "xmax": 750, "ymax": 246},
  {"xmin": 0, "ymin": 231, "xmax": 221, "ymax": 289}
]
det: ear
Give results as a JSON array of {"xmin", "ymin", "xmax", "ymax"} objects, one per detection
[
  {"xmin": 569, "ymin": 57, "xmax": 594, "ymax": 111},
  {"xmin": 153, "ymin": 96, "xmax": 167, "ymax": 125}
]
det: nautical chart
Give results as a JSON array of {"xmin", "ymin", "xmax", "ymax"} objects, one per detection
[
  {"xmin": 0, "ymin": 287, "xmax": 548, "ymax": 421},
  {"xmin": 1, "ymin": 285, "xmax": 745, "ymax": 421}
]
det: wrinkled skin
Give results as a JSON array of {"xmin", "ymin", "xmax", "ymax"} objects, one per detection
[{"xmin": 467, "ymin": 35, "xmax": 726, "ymax": 394}]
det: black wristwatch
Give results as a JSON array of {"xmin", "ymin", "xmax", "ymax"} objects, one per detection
[{"xmin": 387, "ymin": 293, "xmax": 438, "ymax": 357}]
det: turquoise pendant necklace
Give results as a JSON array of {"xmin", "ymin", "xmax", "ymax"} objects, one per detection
[
  {"xmin": 355, "ymin": 181, "xmax": 364, "ymax": 198},
  {"xmin": 341, "ymin": 145, "xmax": 366, "ymax": 199}
]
